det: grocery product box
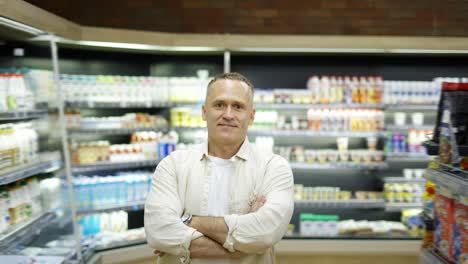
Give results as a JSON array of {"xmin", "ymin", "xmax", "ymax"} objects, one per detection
[
  {"xmin": 434, "ymin": 187, "xmax": 455, "ymax": 262},
  {"xmin": 453, "ymin": 195, "xmax": 467, "ymax": 264}
]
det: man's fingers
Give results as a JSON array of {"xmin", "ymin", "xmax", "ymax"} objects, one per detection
[{"xmin": 154, "ymin": 250, "xmax": 166, "ymax": 257}]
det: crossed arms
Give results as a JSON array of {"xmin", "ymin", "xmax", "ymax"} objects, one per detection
[{"xmin": 144, "ymin": 154, "xmax": 294, "ymax": 260}]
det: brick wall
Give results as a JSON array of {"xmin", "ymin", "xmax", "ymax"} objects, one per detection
[{"xmin": 24, "ymin": 0, "xmax": 468, "ymax": 36}]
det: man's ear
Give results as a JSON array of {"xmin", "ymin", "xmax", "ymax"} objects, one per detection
[
  {"xmin": 249, "ymin": 108, "xmax": 256, "ymax": 125},
  {"xmin": 202, "ymin": 105, "xmax": 207, "ymax": 121}
]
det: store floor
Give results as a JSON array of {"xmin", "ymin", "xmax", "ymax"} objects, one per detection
[{"xmin": 103, "ymin": 255, "xmax": 418, "ymax": 264}]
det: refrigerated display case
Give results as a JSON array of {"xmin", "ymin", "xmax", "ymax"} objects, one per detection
[{"xmin": 2, "ymin": 19, "xmax": 468, "ymax": 263}]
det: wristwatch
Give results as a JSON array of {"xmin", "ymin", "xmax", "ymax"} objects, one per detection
[{"xmin": 181, "ymin": 213, "xmax": 192, "ymax": 225}]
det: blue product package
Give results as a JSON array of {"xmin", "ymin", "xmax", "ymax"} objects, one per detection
[
  {"xmin": 392, "ymin": 133, "xmax": 400, "ymax": 153},
  {"xmin": 399, "ymin": 133, "xmax": 407, "ymax": 153}
]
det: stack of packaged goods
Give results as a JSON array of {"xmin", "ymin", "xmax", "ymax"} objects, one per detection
[
  {"xmin": 254, "ymin": 76, "xmax": 384, "ymax": 105},
  {"xmin": 0, "ymin": 177, "xmax": 43, "ymax": 233},
  {"xmin": 276, "ymin": 146, "xmax": 384, "ymax": 165},
  {"xmin": 298, "ymin": 213, "xmax": 410, "ymax": 237},
  {"xmin": 274, "ymin": 134, "xmax": 384, "ymax": 165},
  {"xmin": 0, "ymin": 72, "xmax": 35, "ymax": 112},
  {"xmin": 0, "ymin": 123, "xmax": 39, "ymax": 171},
  {"xmin": 77, "ymin": 210, "xmax": 128, "ymax": 236},
  {"xmin": 431, "ymin": 187, "xmax": 467, "ymax": 263},
  {"xmin": 61, "ymin": 75, "xmax": 169, "ymax": 105},
  {"xmin": 73, "ymin": 172, "xmax": 151, "ymax": 210},
  {"xmin": 383, "ymin": 183, "xmax": 423, "ymax": 204},
  {"xmin": 337, "ymin": 220, "xmax": 409, "ymax": 236},
  {"xmin": 307, "ymin": 108, "xmax": 384, "ymax": 132},
  {"xmin": 60, "ymin": 73, "xmax": 210, "ymax": 105},
  {"xmin": 0, "ymin": 68, "xmax": 55, "ymax": 109},
  {"xmin": 170, "ymin": 108, "xmax": 206, "ymax": 128},
  {"xmin": 66, "ymin": 112, "xmax": 168, "ymax": 130},
  {"xmin": 307, "ymin": 75, "xmax": 384, "ymax": 105},
  {"xmin": 383, "ymin": 80, "xmax": 439, "ymax": 105},
  {"xmin": 252, "ymin": 109, "xmax": 384, "ymax": 132},
  {"xmin": 294, "ymin": 185, "xmax": 382, "ymax": 202},
  {"xmin": 384, "ymin": 130, "xmax": 430, "ymax": 155},
  {"xmin": 70, "ymin": 131, "xmax": 179, "ymax": 164}
]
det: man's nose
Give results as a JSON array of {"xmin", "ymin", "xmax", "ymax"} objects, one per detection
[{"xmin": 223, "ymin": 106, "xmax": 234, "ymax": 119}]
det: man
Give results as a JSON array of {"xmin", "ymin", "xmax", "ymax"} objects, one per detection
[{"xmin": 144, "ymin": 72, "xmax": 294, "ymax": 264}]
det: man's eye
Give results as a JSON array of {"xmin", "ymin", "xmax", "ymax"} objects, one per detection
[
  {"xmin": 233, "ymin": 104, "xmax": 241, "ymax": 109},
  {"xmin": 214, "ymin": 103, "xmax": 224, "ymax": 108}
]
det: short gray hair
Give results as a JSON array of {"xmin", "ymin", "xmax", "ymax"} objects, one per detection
[{"xmin": 206, "ymin": 72, "xmax": 254, "ymax": 102}]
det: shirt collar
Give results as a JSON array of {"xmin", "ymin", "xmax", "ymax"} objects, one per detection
[{"xmin": 200, "ymin": 137, "xmax": 250, "ymax": 161}]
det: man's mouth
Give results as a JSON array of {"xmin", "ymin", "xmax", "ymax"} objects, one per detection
[{"xmin": 218, "ymin": 123, "xmax": 237, "ymax": 128}]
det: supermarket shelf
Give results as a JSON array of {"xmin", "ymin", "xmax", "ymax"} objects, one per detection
[
  {"xmin": 385, "ymin": 153, "xmax": 431, "ymax": 162},
  {"xmin": 65, "ymin": 101, "xmax": 176, "ymax": 109},
  {"xmin": 94, "ymin": 237, "xmax": 147, "ymax": 251},
  {"xmin": 175, "ymin": 127, "xmax": 383, "ymax": 138},
  {"xmin": 67, "ymin": 127, "xmax": 169, "ymax": 136},
  {"xmin": 385, "ymin": 203, "xmax": 423, "ymax": 212},
  {"xmin": 383, "ymin": 177, "xmax": 426, "ymax": 184},
  {"xmin": 255, "ymin": 103, "xmax": 384, "ymax": 110},
  {"xmin": 385, "ymin": 124, "xmax": 434, "ymax": 132},
  {"xmin": 65, "ymin": 101, "xmax": 203, "ymax": 109},
  {"xmin": 248, "ymin": 129, "xmax": 383, "ymax": 138},
  {"xmin": 420, "ymin": 249, "xmax": 450, "ymax": 264},
  {"xmin": 425, "ymin": 167, "xmax": 468, "ymax": 196},
  {"xmin": 0, "ymin": 212, "xmax": 56, "ymax": 249},
  {"xmin": 83, "ymin": 237, "xmax": 147, "ymax": 263},
  {"xmin": 0, "ymin": 158, "xmax": 62, "ymax": 185},
  {"xmin": 0, "ymin": 256, "xmax": 65, "ymax": 264},
  {"xmin": 423, "ymin": 140, "xmax": 468, "ymax": 156},
  {"xmin": 77, "ymin": 201, "xmax": 145, "ymax": 214},
  {"xmin": 284, "ymin": 234, "xmax": 421, "ymax": 240},
  {"xmin": 276, "ymin": 239, "xmax": 420, "ymax": 255},
  {"xmin": 384, "ymin": 104, "xmax": 438, "ymax": 111},
  {"xmin": 295, "ymin": 199, "xmax": 386, "ymax": 209},
  {"xmin": 290, "ymin": 162, "xmax": 388, "ymax": 170},
  {"xmin": 71, "ymin": 160, "xmax": 158, "ymax": 174},
  {"xmin": 0, "ymin": 109, "xmax": 48, "ymax": 121}
]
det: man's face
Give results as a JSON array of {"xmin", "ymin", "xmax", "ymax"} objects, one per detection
[{"xmin": 202, "ymin": 79, "xmax": 255, "ymax": 145}]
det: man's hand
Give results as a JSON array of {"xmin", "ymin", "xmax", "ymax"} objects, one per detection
[
  {"xmin": 154, "ymin": 250, "xmax": 165, "ymax": 257},
  {"xmin": 249, "ymin": 196, "xmax": 266, "ymax": 213}
]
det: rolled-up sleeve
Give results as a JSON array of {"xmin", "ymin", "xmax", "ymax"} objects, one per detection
[
  {"xmin": 223, "ymin": 155, "xmax": 294, "ymax": 253},
  {"xmin": 144, "ymin": 155, "xmax": 203, "ymax": 263}
]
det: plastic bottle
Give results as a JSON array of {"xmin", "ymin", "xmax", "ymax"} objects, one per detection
[
  {"xmin": 16, "ymin": 74, "xmax": 28, "ymax": 110},
  {"xmin": 359, "ymin": 76, "xmax": 368, "ymax": 104},
  {"xmin": 408, "ymin": 130, "xmax": 418, "ymax": 153},
  {"xmin": 320, "ymin": 76, "xmax": 330, "ymax": 104},
  {"xmin": 343, "ymin": 76, "xmax": 352, "ymax": 104},
  {"xmin": 375, "ymin": 76, "xmax": 383, "ymax": 104},
  {"xmin": 336, "ymin": 76, "xmax": 345, "ymax": 103},
  {"xmin": 329, "ymin": 76, "xmax": 337, "ymax": 104}
]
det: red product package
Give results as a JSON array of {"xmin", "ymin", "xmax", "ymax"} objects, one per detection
[
  {"xmin": 434, "ymin": 187, "xmax": 455, "ymax": 262},
  {"xmin": 453, "ymin": 195, "xmax": 468, "ymax": 264}
]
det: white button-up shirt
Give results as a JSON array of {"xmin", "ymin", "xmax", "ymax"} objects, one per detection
[{"xmin": 144, "ymin": 138, "xmax": 294, "ymax": 264}]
